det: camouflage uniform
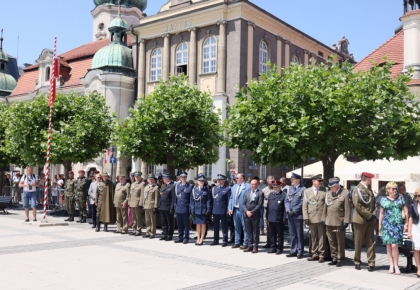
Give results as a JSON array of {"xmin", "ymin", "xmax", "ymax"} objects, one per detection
[
  {"xmin": 75, "ymin": 177, "xmax": 88, "ymax": 219},
  {"xmin": 64, "ymin": 178, "xmax": 77, "ymax": 215}
]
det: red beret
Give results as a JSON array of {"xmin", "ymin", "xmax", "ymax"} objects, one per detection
[
  {"xmin": 272, "ymin": 180, "xmax": 281, "ymax": 185},
  {"xmin": 16, "ymin": 172, "xmax": 21, "ymax": 175},
  {"xmin": 78, "ymin": 170, "xmax": 85, "ymax": 174},
  {"xmin": 362, "ymin": 172, "xmax": 374, "ymax": 178},
  {"xmin": 68, "ymin": 170, "xmax": 74, "ymax": 174}
]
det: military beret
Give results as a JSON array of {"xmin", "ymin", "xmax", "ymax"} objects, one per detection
[
  {"xmin": 15, "ymin": 172, "xmax": 21, "ymax": 175},
  {"xmin": 68, "ymin": 170, "xmax": 74, "ymax": 174},
  {"xmin": 328, "ymin": 177, "xmax": 340, "ymax": 187},
  {"xmin": 362, "ymin": 172, "xmax": 374, "ymax": 178},
  {"xmin": 217, "ymin": 174, "xmax": 227, "ymax": 180},
  {"xmin": 272, "ymin": 180, "xmax": 281, "ymax": 186},
  {"xmin": 162, "ymin": 173, "xmax": 171, "ymax": 179},
  {"xmin": 147, "ymin": 174, "xmax": 154, "ymax": 179},
  {"xmin": 78, "ymin": 170, "xmax": 85, "ymax": 174},
  {"xmin": 179, "ymin": 172, "xmax": 188, "ymax": 177},
  {"xmin": 196, "ymin": 173, "xmax": 206, "ymax": 181},
  {"xmin": 312, "ymin": 174, "xmax": 322, "ymax": 180},
  {"xmin": 291, "ymin": 173, "xmax": 301, "ymax": 179},
  {"xmin": 93, "ymin": 170, "xmax": 100, "ymax": 174}
]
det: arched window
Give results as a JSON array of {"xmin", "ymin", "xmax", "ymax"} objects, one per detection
[
  {"xmin": 259, "ymin": 41, "xmax": 269, "ymax": 74},
  {"xmin": 150, "ymin": 48, "xmax": 162, "ymax": 82},
  {"xmin": 45, "ymin": 66, "xmax": 51, "ymax": 81},
  {"xmin": 0, "ymin": 63, "xmax": 4, "ymax": 70},
  {"xmin": 202, "ymin": 37, "xmax": 217, "ymax": 73},
  {"xmin": 176, "ymin": 42, "xmax": 188, "ymax": 75},
  {"xmin": 291, "ymin": 54, "xmax": 300, "ymax": 64}
]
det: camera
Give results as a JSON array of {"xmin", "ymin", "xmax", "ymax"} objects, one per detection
[{"xmin": 29, "ymin": 185, "xmax": 32, "ymax": 190}]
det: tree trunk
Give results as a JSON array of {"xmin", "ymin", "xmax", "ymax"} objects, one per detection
[
  {"xmin": 165, "ymin": 154, "xmax": 176, "ymax": 181},
  {"xmin": 63, "ymin": 160, "xmax": 72, "ymax": 176},
  {"xmin": 321, "ymin": 154, "xmax": 339, "ymax": 185}
]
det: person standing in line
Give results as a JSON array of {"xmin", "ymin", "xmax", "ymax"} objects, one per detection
[
  {"xmin": 95, "ymin": 172, "xmax": 116, "ymax": 232},
  {"xmin": 64, "ymin": 170, "xmax": 77, "ymax": 222},
  {"xmin": 324, "ymin": 177, "xmax": 350, "ymax": 267},
  {"xmin": 303, "ymin": 174, "xmax": 327, "ymax": 263},
  {"xmin": 158, "ymin": 173, "xmax": 175, "ymax": 241},
  {"xmin": 242, "ymin": 177, "xmax": 263, "ymax": 253},
  {"xmin": 408, "ymin": 188, "xmax": 420, "ymax": 277},
  {"xmin": 211, "ymin": 174, "xmax": 231, "ymax": 247},
  {"xmin": 379, "ymin": 182, "xmax": 408, "ymax": 275},
  {"xmin": 285, "ymin": 173, "xmax": 306, "ymax": 259},
  {"xmin": 19, "ymin": 167, "xmax": 39, "ymax": 222},
  {"xmin": 267, "ymin": 180, "xmax": 286, "ymax": 255},
  {"xmin": 262, "ymin": 176, "xmax": 275, "ymax": 248},
  {"xmin": 174, "ymin": 172, "xmax": 193, "ymax": 244},
  {"xmin": 114, "ymin": 175, "xmax": 130, "ymax": 234},
  {"xmin": 142, "ymin": 174, "xmax": 160, "ymax": 239},
  {"xmin": 75, "ymin": 170, "xmax": 89, "ymax": 223},
  {"xmin": 352, "ymin": 172, "xmax": 376, "ymax": 271},
  {"xmin": 128, "ymin": 171, "xmax": 144, "ymax": 236},
  {"xmin": 88, "ymin": 171, "xmax": 100, "ymax": 228},
  {"xmin": 190, "ymin": 173, "xmax": 211, "ymax": 245}
]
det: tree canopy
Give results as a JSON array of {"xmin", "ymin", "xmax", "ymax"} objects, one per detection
[
  {"xmin": 116, "ymin": 74, "xmax": 223, "ymax": 177},
  {"xmin": 4, "ymin": 92, "xmax": 115, "ymax": 171},
  {"xmin": 226, "ymin": 60, "xmax": 420, "ymax": 180}
]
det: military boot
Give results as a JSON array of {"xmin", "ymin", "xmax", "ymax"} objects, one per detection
[
  {"xmin": 68, "ymin": 215, "xmax": 74, "ymax": 222},
  {"xmin": 80, "ymin": 217, "xmax": 86, "ymax": 223},
  {"xmin": 76, "ymin": 216, "xmax": 83, "ymax": 223},
  {"xmin": 64, "ymin": 216, "xmax": 71, "ymax": 221},
  {"xmin": 95, "ymin": 222, "xmax": 101, "ymax": 232}
]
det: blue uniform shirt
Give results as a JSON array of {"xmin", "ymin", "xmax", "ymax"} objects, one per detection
[
  {"xmin": 190, "ymin": 186, "xmax": 211, "ymax": 215},
  {"xmin": 285, "ymin": 185, "xmax": 306, "ymax": 219},
  {"xmin": 212, "ymin": 185, "xmax": 231, "ymax": 215},
  {"xmin": 174, "ymin": 182, "xmax": 193, "ymax": 214}
]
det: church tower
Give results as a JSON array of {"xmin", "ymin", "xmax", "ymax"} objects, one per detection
[
  {"xmin": 0, "ymin": 30, "xmax": 17, "ymax": 97},
  {"xmin": 401, "ymin": 0, "xmax": 420, "ymax": 79}
]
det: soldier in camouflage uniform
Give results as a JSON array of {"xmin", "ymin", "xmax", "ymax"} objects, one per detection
[
  {"xmin": 64, "ymin": 170, "xmax": 77, "ymax": 222},
  {"xmin": 75, "ymin": 170, "xmax": 89, "ymax": 223}
]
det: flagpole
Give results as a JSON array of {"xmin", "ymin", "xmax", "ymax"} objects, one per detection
[{"xmin": 43, "ymin": 36, "xmax": 57, "ymax": 222}]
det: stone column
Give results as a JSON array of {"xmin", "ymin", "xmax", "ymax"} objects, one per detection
[
  {"xmin": 162, "ymin": 34, "xmax": 171, "ymax": 81},
  {"xmin": 276, "ymin": 36, "xmax": 283, "ymax": 73},
  {"xmin": 284, "ymin": 40, "xmax": 291, "ymax": 67},
  {"xmin": 188, "ymin": 27, "xmax": 197, "ymax": 86},
  {"xmin": 217, "ymin": 20, "xmax": 227, "ymax": 93},
  {"xmin": 304, "ymin": 49, "xmax": 309, "ymax": 66},
  {"xmin": 138, "ymin": 39, "xmax": 146, "ymax": 98},
  {"xmin": 247, "ymin": 21, "xmax": 255, "ymax": 83}
]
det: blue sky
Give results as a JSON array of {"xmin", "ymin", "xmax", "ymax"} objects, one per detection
[{"xmin": 1, "ymin": 0, "xmax": 402, "ymax": 66}]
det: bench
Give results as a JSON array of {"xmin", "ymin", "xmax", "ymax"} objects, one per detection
[{"xmin": 0, "ymin": 196, "xmax": 12, "ymax": 214}]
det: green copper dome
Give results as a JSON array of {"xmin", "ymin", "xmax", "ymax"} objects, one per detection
[
  {"xmin": 93, "ymin": 0, "xmax": 147, "ymax": 11},
  {"xmin": 110, "ymin": 15, "xmax": 128, "ymax": 29},
  {"xmin": 92, "ymin": 43, "xmax": 133, "ymax": 70},
  {"xmin": 0, "ymin": 72, "xmax": 17, "ymax": 94},
  {"xmin": 0, "ymin": 49, "xmax": 7, "ymax": 62}
]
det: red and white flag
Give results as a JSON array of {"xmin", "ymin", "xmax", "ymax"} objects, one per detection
[
  {"xmin": 48, "ymin": 37, "xmax": 59, "ymax": 107},
  {"xmin": 104, "ymin": 149, "xmax": 111, "ymax": 164}
]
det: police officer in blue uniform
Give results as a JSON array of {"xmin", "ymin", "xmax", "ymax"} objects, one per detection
[
  {"xmin": 174, "ymin": 171, "xmax": 193, "ymax": 244},
  {"xmin": 285, "ymin": 173, "xmax": 306, "ymax": 258},
  {"xmin": 190, "ymin": 173, "xmax": 212, "ymax": 245},
  {"xmin": 210, "ymin": 174, "xmax": 231, "ymax": 247},
  {"xmin": 266, "ymin": 180, "xmax": 286, "ymax": 255},
  {"xmin": 158, "ymin": 173, "xmax": 175, "ymax": 241}
]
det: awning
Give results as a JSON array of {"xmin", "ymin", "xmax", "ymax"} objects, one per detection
[{"xmin": 286, "ymin": 156, "xmax": 355, "ymax": 178}]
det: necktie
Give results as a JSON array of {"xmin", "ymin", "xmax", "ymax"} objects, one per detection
[{"xmin": 235, "ymin": 184, "xmax": 241, "ymax": 206}]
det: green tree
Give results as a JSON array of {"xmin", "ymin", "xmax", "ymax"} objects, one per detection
[
  {"xmin": 4, "ymin": 92, "xmax": 115, "ymax": 172},
  {"xmin": 0, "ymin": 102, "xmax": 17, "ymax": 166},
  {"xmin": 226, "ymin": 60, "xmax": 420, "ymax": 181},
  {"xmin": 116, "ymin": 74, "xmax": 223, "ymax": 177}
]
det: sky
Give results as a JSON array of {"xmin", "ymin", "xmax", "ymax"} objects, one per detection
[{"xmin": 0, "ymin": 0, "xmax": 403, "ymax": 67}]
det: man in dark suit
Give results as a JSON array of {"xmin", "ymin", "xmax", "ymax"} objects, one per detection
[
  {"xmin": 174, "ymin": 172, "xmax": 193, "ymax": 244},
  {"xmin": 158, "ymin": 173, "xmax": 175, "ymax": 241},
  {"xmin": 211, "ymin": 174, "xmax": 231, "ymax": 247},
  {"xmin": 285, "ymin": 173, "xmax": 306, "ymax": 259},
  {"xmin": 242, "ymin": 177, "xmax": 264, "ymax": 253}
]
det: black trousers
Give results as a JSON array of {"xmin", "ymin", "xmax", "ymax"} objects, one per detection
[
  {"xmin": 213, "ymin": 214, "xmax": 228, "ymax": 244},
  {"xmin": 245, "ymin": 215, "xmax": 260, "ymax": 248},
  {"xmin": 269, "ymin": 222, "xmax": 284, "ymax": 251},
  {"xmin": 160, "ymin": 210, "xmax": 174, "ymax": 237},
  {"xmin": 89, "ymin": 203, "xmax": 97, "ymax": 226}
]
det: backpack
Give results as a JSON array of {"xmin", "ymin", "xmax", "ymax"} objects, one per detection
[{"xmin": 22, "ymin": 174, "xmax": 37, "ymax": 183}]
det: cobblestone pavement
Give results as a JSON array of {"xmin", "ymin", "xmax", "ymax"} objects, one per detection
[{"xmin": 1, "ymin": 210, "xmax": 420, "ymax": 290}]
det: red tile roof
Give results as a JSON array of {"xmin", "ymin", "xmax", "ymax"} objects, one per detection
[
  {"xmin": 60, "ymin": 38, "xmax": 109, "ymax": 61},
  {"xmin": 9, "ymin": 68, "xmax": 38, "ymax": 96},
  {"xmin": 62, "ymin": 57, "xmax": 93, "ymax": 88}
]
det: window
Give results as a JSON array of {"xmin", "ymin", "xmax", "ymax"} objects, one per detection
[
  {"xmin": 259, "ymin": 165, "xmax": 267, "ymax": 179},
  {"xmin": 150, "ymin": 48, "xmax": 162, "ymax": 82},
  {"xmin": 176, "ymin": 42, "xmax": 188, "ymax": 75},
  {"xmin": 45, "ymin": 66, "xmax": 51, "ymax": 81},
  {"xmin": 291, "ymin": 54, "xmax": 300, "ymax": 64},
  {"xmin": 202, "ymin": 37, "xmax": 217, "ymax": 73},
  {"xmin": 259, "ymin": 41, "xmax": 268, "ymax": 74},
  {"xmin": 148, "ymin": 164, "xmax": 157, "ymax": 175},
  {"xmin": 204, "ymin": 164, "xmax": 212, "ymax": 179}
]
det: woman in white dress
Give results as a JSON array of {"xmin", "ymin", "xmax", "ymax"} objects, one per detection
[{"xmin": 408, "ymin": 188, "xmax": 420, "ymax": 277}]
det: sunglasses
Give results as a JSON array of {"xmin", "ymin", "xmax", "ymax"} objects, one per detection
[{"xmin": 389, "ymin": 188, "xmax": 398, "ymax": 191}]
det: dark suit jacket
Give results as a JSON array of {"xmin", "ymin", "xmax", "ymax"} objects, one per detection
[
  {"xmin": 174, "ymin": 183, "xmax": 192, "ymax": 214},
  {"xmin": 242, "ymin": 188, "xmax": 263, "ymax": 219},
  {"xmin": 159, "ymin": 181, "xmax": 175, "ymax": 211},
  {"xmin": 409, "ymin": 203, "xmax": 420, "ymax": 225},
  {"xmin": 212, "ymin": 186, "xmax": 231, "ymax": 215},
  {"xmin": 267, "ymin": 191, "xmax": 286, "ymax": 223}
]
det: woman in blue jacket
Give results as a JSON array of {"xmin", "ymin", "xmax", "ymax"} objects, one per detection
[{"xmin": 190, "ymin": 173, "xmax": 211, "ymax": 245}]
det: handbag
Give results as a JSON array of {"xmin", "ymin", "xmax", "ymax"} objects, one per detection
[{"xmin": 404, "ymin": 239, "xmax": 413, "ymax": 250}]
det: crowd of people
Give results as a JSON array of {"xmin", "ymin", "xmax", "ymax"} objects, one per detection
[{"xmin": 10, "ymin": 166, "xmax": 420, "ymax": 275}]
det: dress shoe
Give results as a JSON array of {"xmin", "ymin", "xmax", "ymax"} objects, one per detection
[
  {"xmin": 114, "ymin": 231, "xmax": 121, "ymax": 234},
  {"xmin": 183, "ymin": 240, "xmax": 188, "ymax": 244},
  {"xmin": 260, "ymin": 230, "xmax": 265, "ymax": 235},
  {"xmin": 243, "ymin": 248, "xmax": 252, "ymax": 252},
  {"xmin": 276, "ymin": 250, "xmax": 283, "ymax": 255},
  {"xmin": 328, "ymin": 261, "xmax": 338, "ymax": 266},
  {"xmin": 355, "ymin": 264, "xmax": 361, "ymax": 270},
  {"xmin": 80, "ymin": 217, "xmax": 86, "ymax": 223},
  {"xmin": 297, "ymin": 255, "xmax": 303, "ymax": 259},
  {"xmin": 76, "ymin": 217, "xmax": 83, "ymax": 223},
  {"xmin": 307, "ymin": 256, "xmax": 319, "ymax": 261},
  {"xmin": 149, "ymin": 236, "xmax": 155, "ymax": 239},
  {"xmin": 368, "ymin": 266, "xmax": 374, "ymax": 272},
  {"xmin": 318, "ymin": 257, "xmax": 325, "ymax": 263},
  {"xmin": 231, "ymin": 244, "xmax": 240, "ymax": 249},
  {"xmin": 263, "ymin": 244, "xmax": 271, "ymax": 249},
  {"xmin": 268, "ymin": 249, "xmax": 277, "ymax": 254},
  {"xmin": 144, "ymin": 234, "xmax": 150, "ymax": 238},
  {"xmin": 68, "ymin": 215, "xmax": 74, "ymax": 222},
  {"xmin": 336, "ymin": 261, "xmax": 343, "ymax": 267},
  {"xmin": 174, "ymin": 240, "xmax": 182, "ymax": 243},
  {"xmin": 89, "ymin": 221, "xmax": 93, "ymax": 225},
  {"xmin": 240, "ymin": 245, "xmax": 248, "ymax": 250},
  {"xmin": 165, "ymin": 237, "xmax": 173, "ymax": 241},
  {"xmin": 159, "ymin": 236, "xmax": 167, "ymax": 241},
  {"xmin": 197, "ymin": 242, "xmax": 204, "ymax": 246},
  {"xmin": 228, "ymin": 239, "xmax": 234, "ymax": 244},
  {"xmin": 252, "ymin": 248, "xmax": 258, "ymax": 254},
  {"xmin": 222, "ymin": 243, "xmax": 227, "ymax": 247},
  {"xmin": 64, "ymin": 216, "xmax": 71, "ymax": 221},
  {"xmin": 104, "ymin": 224, "xmax": 108, "ymax": 232},
  {"xmin": 134, "ymin": 233, "xmax": 141, "ymax": 236},
  {"xmin": 286, "ymin": 253, "xmax": 297, "ymax": 258},
  {"xmin": 210, "ymin": 241, "xmax": 219, "ymax": 246},
  {"xmin": 121, "ymin": 232, "xmax": 127, "ymax": 235},
  {"xmin": 91, "ymin": 225, "xmax": 96, "ymax": 228}
]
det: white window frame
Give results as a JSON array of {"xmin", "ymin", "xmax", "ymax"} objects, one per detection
[
  {"xmin": 150, "ymin": 48, "xmax": 162, "ymax": 82},
  {"xmin": 291, "ymin": 54, "xmax": 300, "ymax": 64},
  {"xmin": 204, "ymin": 164, "xmax": 212, "ymax": 179},
  {"xmin": 46, "ymin": 66, "xmax": 51, "ymax": 81},
  {"xmin": 176, "ymin": 42, "xmax": 188, "ymax": 66},
  {"xmin": 202, "ymin": 37, "xmax": 217, "ymax": 74},
  {"xmin": 148, "ymin": 164, "xmax": 157, "ymax": 176},
  {"xmin": 259, "ymin": 41, "xmax": 269, "ymax": 74},
  {"xmin": 259, "ymin": 165, "xmax": 267, "ymax": 179}
]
